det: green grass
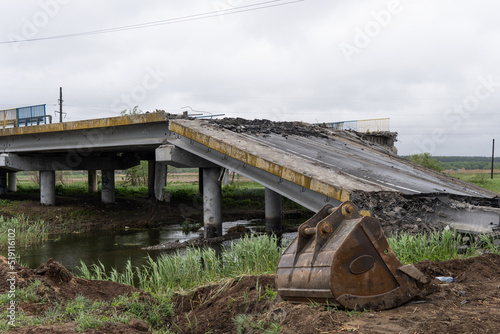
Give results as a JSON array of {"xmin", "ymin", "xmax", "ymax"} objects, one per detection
[
  {"xmin": 0, "ymin": 215, "xmax": 49, "ymax": 250},
  {"xmin": 77, "ymin": 234, "xmax": 285, "ymax": 294},
  {"xmin": 388, "ymin": 229, "xmax": 500, "ymax": 264},
  {"xmin": 0, "ymin": 284, "xmax": 174, "ymax": 333},
  {"xmin": 233, "ymin": 314, "xmax": 282, "ymax": 334},
  {"xmin": 447, "ymin": 171, "xmax": 500, "ymax": 193}
]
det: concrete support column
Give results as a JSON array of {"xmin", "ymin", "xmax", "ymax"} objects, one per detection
[
  {"xmin": 265, "ymin": 188, "xmax": 283, "ymax": 233},
  {"xmin": 148, "ymin": 160, "xmax": 155, "ymax": 198},
  {"xmin": 88, "ymin": 170, "xmax": 98, "ymax": 193},
  {"xmin": 8, "ymin": 172, "xmax": 17, "ymax": 192},
  {"xmin": 154, "ymin": 162, "xmax": 167, "ymax": 201},
  {"xmin": 203, "ymin": 167, "xmax": 222, "ymax": 238},
  {"xmin": 40, "ymin": 171, "xmax": 56, "ymax": 206},
  {"xmin": 0, "ymin": 170, "xmax": 7, "ymax": 195},
  {"xmin": 101, "ymin": 169, "xmax": 115, "ymax": 204},
  {"xmin": 198, "ymin": 168, "xmax": 204, "ymax": 196}
]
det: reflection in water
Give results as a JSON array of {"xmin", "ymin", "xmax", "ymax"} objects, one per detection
[{"xmin": 10, "ymin": 219, "xmax": 300, "ymax": 274}]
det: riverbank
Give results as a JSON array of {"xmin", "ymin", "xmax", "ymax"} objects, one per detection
[
  {"xmin": 1, "ymin": 248, "xmax": 500, "ymax": 333},
  {"xmin": 0, "ymin": 182, "xmax": 310, "ymax": 236}
]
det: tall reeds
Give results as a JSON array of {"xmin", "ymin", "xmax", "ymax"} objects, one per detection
[
  {"xmin": 0, "ymin": 215, "xmax": 49, "ymax": 250},
  {"xmin": 388, "ymin": 229, "xmax": 500, "ymax": 264},
  {"xmin": 77, "ymin": 234, "xmax": 285, "ymax": 294}
]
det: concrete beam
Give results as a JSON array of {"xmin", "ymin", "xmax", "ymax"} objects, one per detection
[
  {"xmin": 155, "ymin": 145, "xmax": 217, "ymax": 168},
  {"xmin": 154, "ymin": 162, "xmax": 167, "ymax": 201},
  {"xmin": 0, "ymin": 113, "xmax": 168, "ymax": 154},
  {"xmin": 88, "ymin": 170, "xmax": 98, "ymax": 193},
  {"xmin": 101, "ymin": 170, "xmax": 115, "ymax": 204},
  {"xmin": 265, "ymin": 188, "xmax": 282, "ymax": 233},
  {"xmin": 40, "ymin": 171, "xmax": 56, "ymax": 205},
  {"xmin": 8, "ymin": 172, "xmax": 17, "ymax": 192},
  {"xmin": 203, "ymin": 167, "xmax": 222, "ymax": 238},
  {"xmin": 0, "ymin": 153, "xmax": 140, "ymax": 171},
  {"xmin": 0, "ymin": 170, "xmax": 6, "ymax": 195}
]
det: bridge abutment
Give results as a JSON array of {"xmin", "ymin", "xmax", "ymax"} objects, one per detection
[
  {"xmin": 0, "ymin": 170, "xmax": 6, "ymax": 195},
  {"xmin": 265, "ymin": 188, "xmax": 282, "ymax": 233},
  {"xmin": 203, "ymin": 167, "xmax": 222, "ymax": 238},
  {"xmin": 40, "ymin": 171, "xmax": 56, "ymax": 205},
  {"xmin": 8, "ymin": 172, "xmax": 17, "ymax": 192},
  {"xmin": 101, "ymin": 169, "xmax": 115, "ymax": 204},
  {"xmin": 88, "ymin": 170, "xmax": 98, "ymax": 193}
]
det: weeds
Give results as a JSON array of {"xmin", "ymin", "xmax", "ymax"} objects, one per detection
[
  {"xmin": 233, "ymin": 314, "xmax": 282, "ymax": 334},
  {"xmin": 388, "ymin": 229, "xmax": 500, "ymax": 264},
  {"xmin": 77, "ymin": 235, "xmax": 285, "ymax": 294},
  {"xmin": 0, "ymin": 215, "xmax": 49, "ymax": 250},
  {"xmin": 0, "ymin": 279, "xmax": 174, "ymax": 333}
]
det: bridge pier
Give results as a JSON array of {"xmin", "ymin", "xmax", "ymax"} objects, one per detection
[
  {"xmin": 148, "ymin": 160, "xmax": 155, "ymax": 198},
  {"xmin": 88, "ymin": 170, "xmax": 98, "ymax": 193},
  {"xmin": 198, "ymin": 168, "xmax": 204, "ymax": 196},
  {"xmin": 101, "ymin": 169, "xmax": 115, "ymax": 204},
  {"xmin": 0, "ymin": 170, "xmax": 6, "ymax": 195},
  {"xmin": 265, "ymin": 188, "xmax": 282, "ymax": 233},
  {"xmin": 8, "ymin": 172, "xmax": 17, "ymax": 192},
  {"xmin": 154, "ymin": 162, "xmax": 167, "ymax": 201},
  {"xmin": 40, "ymin": 171, "xmax": 56, "ymax": 205},
  {"xmin": 203, "ymin": 167, "xmax": 222, "ymax": 238}
]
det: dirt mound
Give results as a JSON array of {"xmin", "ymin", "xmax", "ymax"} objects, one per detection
[
  {"xmin": 168, "ymin": 254, "xmax": 500, "ymax": 334},
  {"xmin": 3, "ymin": 255, "xmax": 500, "ymax": 333},
  {"xmin": 0, "ymin": 256, "xmax": 145, "ymax": 301},
  {"xmin": 8, "ymin": 322, "xmax": 149, "ymax": 334},
  {"xmin": 171, "ymin": 275, "xmax": 276, "ymax": 333}
]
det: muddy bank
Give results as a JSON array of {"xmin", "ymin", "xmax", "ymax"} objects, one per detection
[
  {"xmin": 169, "ymin": 253, "xmax": 500, "ymax": 334},
  {"xmin": 2, "ymin": 252, "xmax": 500, "ymax": 333},
  {"xmin": 0, "ymin": 194, "xmax": 308, "ymax": 235}
]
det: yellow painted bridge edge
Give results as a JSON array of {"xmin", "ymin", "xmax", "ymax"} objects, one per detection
[
  {"xmin": 169, "ymin": 120, "xmax": 351, "ymax": 203},
  {"xmin": 0, "ymin": 112, "xmax": 167, "ymax": 136}
]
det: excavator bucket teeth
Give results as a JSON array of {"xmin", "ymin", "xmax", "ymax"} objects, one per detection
[{"xmin": 275, "ymin": 201, "xmax": 426, "ymax": 311}]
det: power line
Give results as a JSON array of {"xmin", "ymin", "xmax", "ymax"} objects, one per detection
[{"xmin": 0, "ymin": 0, "xmax": 304, "ymax": 45}]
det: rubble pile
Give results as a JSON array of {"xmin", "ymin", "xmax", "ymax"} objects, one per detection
[
  {"xmin": 351, "ymin": 191, "xmax": 500, "ymax": 236},
  {"xmin": 208, "ymin": 118, "xmax": 330, "ymax": 138}
]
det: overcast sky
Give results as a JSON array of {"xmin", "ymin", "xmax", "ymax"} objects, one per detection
[{"xmin": 1, "ymin": 0, "xmax": 499, "ymax": 156}]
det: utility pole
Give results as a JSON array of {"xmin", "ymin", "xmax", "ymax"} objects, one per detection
[
  {"xmin": 491, "ymin": 139, "xmax": 495, "ymax": 180},
  {"xmin": 58, "ymin": 87, "xmax": 63, "ymax": 123}
]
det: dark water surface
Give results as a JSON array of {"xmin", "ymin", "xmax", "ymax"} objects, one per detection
[{"xmin": 13, "ymin": 219, "xmax": 298, "ymax": 274}]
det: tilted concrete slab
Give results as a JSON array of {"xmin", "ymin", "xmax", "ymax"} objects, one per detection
[
  {"xmin": 168, "ymin": 118, "xmax": 499, "ymax": 234},
  {"xmin": 169, "ymin": 119, "xmax": 496, "ymax": 200}
]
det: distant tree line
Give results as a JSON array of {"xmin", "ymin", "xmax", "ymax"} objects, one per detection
[{"xmin": 403, "ymin": 155, "xmax": 500, "ymax": 170}]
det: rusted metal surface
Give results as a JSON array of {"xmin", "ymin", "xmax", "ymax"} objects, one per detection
[{"xmin": 276, "ymin": 202, "xmax": 426, "ymax": 310}]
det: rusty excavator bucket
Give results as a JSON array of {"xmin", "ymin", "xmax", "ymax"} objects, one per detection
[{"xmin": 276, "ymin": 201, "xmax": 429, "ymax": 311}]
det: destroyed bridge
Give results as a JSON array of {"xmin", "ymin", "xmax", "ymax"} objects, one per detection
[{"xmin": 0, "ymin": 111, "xmax": 498, "ymax": 236}]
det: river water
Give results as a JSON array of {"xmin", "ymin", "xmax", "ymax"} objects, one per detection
[{"xmin": 15, "ymin": 219, "xmax": 298, "ymax": 274}]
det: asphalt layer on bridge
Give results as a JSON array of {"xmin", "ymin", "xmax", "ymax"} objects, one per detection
[{"xmin": 182, "ymin": 117, "xmax": 496, "ymax": 199}]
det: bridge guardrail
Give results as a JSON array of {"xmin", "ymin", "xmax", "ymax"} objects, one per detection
[{"xmin": 0, "ymin": 104, "xmax": 48, "ymax": 129}]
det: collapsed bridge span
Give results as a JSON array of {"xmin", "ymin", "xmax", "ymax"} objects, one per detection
[{"xmin": 0, "ymin": 112, "xmax": 498, "ymax": 236}]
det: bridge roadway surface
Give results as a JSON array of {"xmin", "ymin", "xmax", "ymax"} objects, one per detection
[{"xmin": 0, "ymin": 112, "xmax": 496, "ymax": 214}]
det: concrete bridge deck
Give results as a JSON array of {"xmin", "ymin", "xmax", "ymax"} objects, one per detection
[{"xmin": 0, "ymin": 112, "xmax": 498, "ymax": 236}]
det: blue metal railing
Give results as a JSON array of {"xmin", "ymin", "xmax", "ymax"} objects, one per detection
[{"xmin": 0, "ymin": 104, "xmax": 49, "ymax": 129}]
